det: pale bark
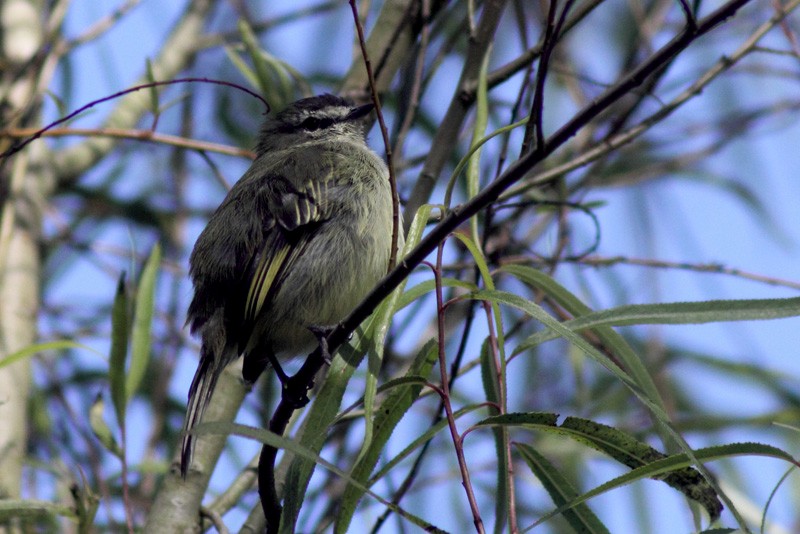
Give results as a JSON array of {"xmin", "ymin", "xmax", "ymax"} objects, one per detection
[{"xmin": 0, "ymin": 0, "xmax": 45, "ymax": 516}]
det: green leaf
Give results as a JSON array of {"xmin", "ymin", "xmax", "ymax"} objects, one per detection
[
  {"xmin": 127, "ymin": 243, "xmax": 161, "ymax": 401},
  {"xmin": 452, "ymin": 232, "xmax": 512, "ymax": 531},
  {"xmin": 237, "ymin": 20, "xmax": 295, "ymax": 107},
  {"xmin": 197, "ymin": 421, "xmax": 447, "ymax": 534},
  {"xmin": 72, "ymin": 471, "xmax": 101, "ymax": 534},
  {"xmin": 369, "ymin": 404, "xmax": 486, "ymax": 485},
  {"xmin": 335, "ymin": 340, "xmax": 438, "ymax": 533},
  {"xmin": 109, "ymin": 272, "xmax": 129, "ymax": 427},
  {"xmin": 89, "ymin": 394, "xmax": 122, "ymax": 458},
  {"xmin": 480, "ymin": 415, "xmax": 799, "ymax": 524},
  {"xmin": 0, "ymin": 340, "xmax": 102, "ymax": 370},
  {"xmin": 443, "ymin": 111, "xmax": 529, "ymax": 209},
  {"xmin": 396, "ymin": 277, "xmax": 478, "ymax": 311},
  {"xmin": 516, "ymin": 443, "xmax": 611, "ymax": 534},
  {"xmin": 501, "ymin": 264, "xmax": 664, "ymax": 411},
  {"xmin": 559, "ymin": 416, "xmax": 723, "ymax": 520},
  {"xmin": 465, "ymin": 289, "xmax": 667, "ymax": 420},
  {"xmin": 238, "ymin": 20, "xmax": 274, "ymax": 98},
  {"xmin": 479, "ymin": 337, "xmax": 510, "ymax": 533},
  {"xmin": 530, "ymin": 442, "xmax": 797, "ymax": 529},
  {"xmin": 474, "ymin": 412, "xmax": 560, "ymax": 430},
  {"xmin": 467, "ymin": 47, "xmax": 490, "ymax": 243},
  {"xmin": 145, "ymin": 58, "xmax": 159, "ymax": 118}
]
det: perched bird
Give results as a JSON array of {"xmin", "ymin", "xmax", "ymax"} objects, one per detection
[{"xmin": 180, "ymin": 94, "xmax": 400, "ymax": 477}]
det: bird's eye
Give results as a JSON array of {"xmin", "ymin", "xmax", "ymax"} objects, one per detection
[{"xmin": 299, "ymin": 116, "xmax": 333, "ymax": 131}]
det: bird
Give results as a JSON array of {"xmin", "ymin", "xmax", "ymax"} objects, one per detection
[{"xmin": 179, "ymin": 94, "xmax": 400, "ymax": 477}]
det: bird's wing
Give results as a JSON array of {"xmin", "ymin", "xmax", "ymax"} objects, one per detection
[{"xmin": 239, "ymin": 171, "xmax": 335, "ymax": 351}]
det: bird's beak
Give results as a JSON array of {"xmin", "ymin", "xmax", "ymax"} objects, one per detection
[{"xmin": 346, "ymin": 102, "xmax": 375, "ymax": 121}]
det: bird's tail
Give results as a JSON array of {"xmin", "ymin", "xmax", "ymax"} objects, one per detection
[{"xmin": 180, "ymin": 343, "xmax": 226, "ymax": 478}]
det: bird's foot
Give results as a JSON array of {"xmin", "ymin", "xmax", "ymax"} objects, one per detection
[{"xmin": 308, "ymin": 324, "xmax": 335, "ymax": 364}]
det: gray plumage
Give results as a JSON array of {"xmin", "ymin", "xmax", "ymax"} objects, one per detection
[{"xmin": 180, "ymin": 94, "xmax": 400, "ymax": 477}]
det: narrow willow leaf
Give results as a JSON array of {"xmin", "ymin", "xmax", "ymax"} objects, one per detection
[
  {"xmin": 127, "ymin": 243, "xmax": 160, "ymax": 401},
  {"xmin": 238, "ymin": 20, "xmax": 274, "ymax": 97},
  {"xmin": 145, "ymin": 59, "xmax": 159, "ymax": 118},
  {"xmin": 516, "ymin": 443, "xmax": 611, "ymax": 534},
  {"xmin": 0, "ymin": 340, "xmax": 102, "ymax": 369},
  {"xmin": 335, "ymin": 340, "xmax": 437, "ymax": 533},
  {"xmin": 567, "ymin": 296, "xmax": 800, "ymax": 328},
  {"xmin": 453, "ymin": 231, "xmax": 512, "ymax": 532},
  {"xmin": 397, "ymin": 277, "xmax": 478, "ymax": 311},
  {"xmin": 223, "ymin": 44, "xmax": 259, "ymax": 89},
  {"xmin": 238, "ymin": 20, "xmax": 293, "ymax": 106},
  {"xmin": 467, "ymin": 47, "xmax": 490, "ymax": 243},
  {"xmin": 360, "ymin": 206, "xmax": 434, "ymax": 473},
  {"xmin": 497, "ymin": 265, "xmax": 739, "ymax": 517},
  {"xmin": 89, "ymin": 394, "xmax": 122, "ymax": 459},
  {"xmin": 530, "ymin": 442, "xmax": 797, "ymax": 529},
  {"xmin": 73, "ymin": 469, "xmax": 100, "ymax": 534},
  {"xmin": 559, "ymin": 416, "xmax": 723, "ymax": 520},
  {"xmin": 479, "ymin": 338, "xmax": 502, "ymax": 412},
  {"xmin": 475, "ymin": 412, "xmax": 560, "ymax": 429},
  {"xmin": 481, "ymin": 414, "xmax": 797, "ymax": 525},
  {"xmin": 501, "ymin": 264, "xmax": 664, "ymax": 413},
  {"xmin": 369, "ymin": 404, "xmax": 486, "ymax": 485},
  {"xmin": 109, "ymin": 272, "xmax": 129, "ymax": 427},
  {"xmin": 202, "ymin": 422, "xmax": 447, "ymax": 534},
  {"xmin": 466, "ymin": 289, "xmax": 667, "ymax": 421},
  {"xmin": 479, "ymin": 337, "xmax": 509, "ymax": 532}
]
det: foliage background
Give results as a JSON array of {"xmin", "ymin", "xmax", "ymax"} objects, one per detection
[{"xmin": 1, "ymin": 0, "xmax": 800, "ymax": 532}]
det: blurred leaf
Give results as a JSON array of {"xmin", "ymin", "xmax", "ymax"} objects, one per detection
[
  {"xmin": 237, "ymin": 20, "xmax": 295, "ymax": 107},
  {"xmin": 0, "ymin": 340, "xmax": 101, "ymax": 369},
  {"xmin": 127, "ymin": 243, "xmax": 160, "ymax": 401},
  {"xmin": 223, "ymin": 43, "xmax": 260, "ymax": 93},
  {"xmin": 145, "ymin": 58, "xmax": 159, "ymax": 120},
  {"xmin": 109, "ymin": 272, "xmax": 129, "ymax": 427},
  {"xmin": 71, "ymin": 470, "xmax": 101, "ymax": 534},
  {"xmin": 89, "ymin": 394, "xmax": 122, "ymax": 458},
  {"xmin": 479, "ymin": 336, "xmax": 510, "ymax": 533}
]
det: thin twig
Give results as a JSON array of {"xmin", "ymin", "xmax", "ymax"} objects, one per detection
[
  {"xmin": 430, "ymin": 254, "xmax": 485, "ymax": 534},
  {"xmin": 574, "ymin": 255, "xmax": 800, "ymax": 291},
  {"xmin": 522, "ymin": 0, "xmax": 560, "ymax": 155},
  {"xmin": 348, "ymin": 0, "xmax": 402, "ymax": 271},
  {"xmin": 0, "ymin": 126, "xmax": 254, "ymax": 159},
  {"xmin": 0, "ymin": 78, "xmax": 268, "ymax": 159}
]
